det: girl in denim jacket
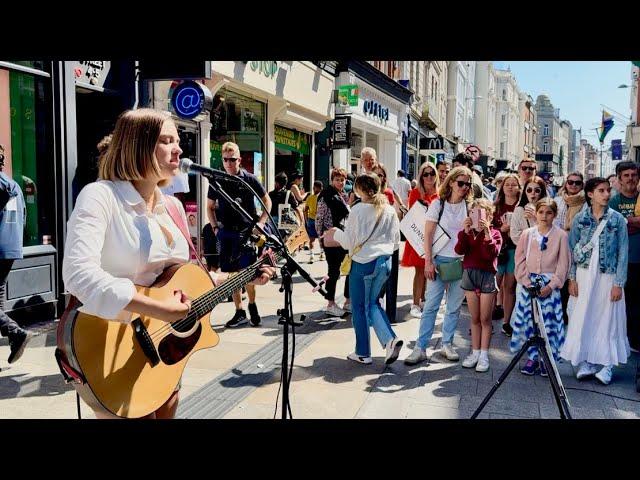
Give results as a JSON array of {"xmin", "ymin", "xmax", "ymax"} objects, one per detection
[{"xmin": 561, "ymin": 177, "xmax": 630, "ymax": 385}]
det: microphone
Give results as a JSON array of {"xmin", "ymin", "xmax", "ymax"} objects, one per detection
[{"xmin": 178, "ymin": 158, "xmax": 228, "ymax": 179}]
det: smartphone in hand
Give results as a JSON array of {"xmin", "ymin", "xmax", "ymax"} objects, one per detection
[{"xmin": 471, "ymin": 208, "xmax": 486, "ymax": 231}]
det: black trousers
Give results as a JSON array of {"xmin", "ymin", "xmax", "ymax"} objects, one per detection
[
  {"xmin": 378, "ymin": 249, "xmax": 399, "ymax": 323},
  {"xmin": 625, "ymin": 263, "xmax": 640, "ymax": 351},
  {"xmin": 323, "ymin": 246, "xmax": 347, "ymax": 302},
  {"xmin": 0, "ymin": 259, "xmax": 20, "ymax": 337},
  {"xmin": 560, "ymin": 279, "xmax": 570, "ymax": 325}
]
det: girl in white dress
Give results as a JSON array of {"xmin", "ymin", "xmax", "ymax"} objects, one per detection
[{"xmin": 561, "ymin": 177, "xmax": 630, "ymax": 385}]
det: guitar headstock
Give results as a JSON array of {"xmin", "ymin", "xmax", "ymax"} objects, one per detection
[{"xmin": 284, "ymin": 224, "xmax": 310, "ymax": 253}]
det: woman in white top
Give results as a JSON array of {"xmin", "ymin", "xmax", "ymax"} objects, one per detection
[
  {"xmin": 509, "ymin": 176, "xmax": 548, "ymax": 246},
  {"xmin": 405, "ymin": 166, "xmax": 474, "ymax": 366},
  {"xmin": 323, "ymin": 173, "xmax": 402, "ymax": 365},
  {"xmin": 63, "ymin": 109, "xmax": 274, "ymax": 419}
]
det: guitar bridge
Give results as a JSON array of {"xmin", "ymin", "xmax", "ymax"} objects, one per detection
[{"xmin": 132, "ymin": 319, "xmax": 160, "ymax": 367}]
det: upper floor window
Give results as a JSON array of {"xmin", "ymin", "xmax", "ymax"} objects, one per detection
[{"xmin": 543, "ymin": 124, "xmax": 549, "ymax": 136}]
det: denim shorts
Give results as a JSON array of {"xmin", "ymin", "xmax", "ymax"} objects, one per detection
[
  {"xmin": 306, "ymin": 219, "xmax": 318, "ymax": 239},
  {"xmin": 461, "ymin": 268, "xmax": 498, "ymax": 294}
]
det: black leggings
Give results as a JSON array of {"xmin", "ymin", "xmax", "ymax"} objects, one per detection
[{"xmin": 323, "ymin": 246, "xmax": 347, "ymax": 302}]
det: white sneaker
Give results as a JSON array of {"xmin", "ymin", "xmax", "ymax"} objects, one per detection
[
  {"xmin": 576, "ymin": 361, "xmax": 599, "ymax": 380},
  {"xmin": 347, "ymin": 352, "xmax": 372, "ymax": 365},
  {"xmin": 325, "ymin": 304, "xmax": 346, "ymax": 317},
  {"xmin": 404, "ymin": 346, "xmax": 428, "ymax": 366},
  {"xmin": 475, "ymin": 356, "xmax": 490, "ymax": 373},
  {"xmin": 441, "ymin": 343, "xmax": 460, "ymax": 362},
  {"xmin": 462, "ymin": 351, "xmax": 480, "ymax": 368},
  {"xmin": 409, "ymin": 305, "xmax": 422, "ymax": 318},
  {"xmin": 385, "ymin": 338, "xmax": 403, "ymax": 365},
  {"xmin": 342, "ymin": 302, "xmax": 352, "ymax": 313},
  {"xmin": 595, "ymin": 365, "xmax": 613, "ymax": 385},
  {"xmin": 309, "ymin": 253, "xmax": 314, "ymax": 264}
]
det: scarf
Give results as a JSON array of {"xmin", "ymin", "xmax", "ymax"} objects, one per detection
[{"xmin": 563, "ymin": 190, "xmax": 585, "ymax": 231}]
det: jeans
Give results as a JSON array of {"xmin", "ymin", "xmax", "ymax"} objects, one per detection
[
  {"xmin": 349, "ymin": 256, "xmax": 396, "ymax": 357},
  {"xmin": 0, "ymin": 259, "xmax": 20, "ymax": 337},
  {"xmin": 416, "ymin": 255, "xmax": 465, "ymax": 350}
]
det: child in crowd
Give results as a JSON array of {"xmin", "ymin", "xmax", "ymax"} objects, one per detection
[
  {"xmin": 455, "ymin": 198, "xmax": 503, "ymax": 372},
  {"xmin": 511, "ymin": 198, "xmax": 571, "ymax": 376}
]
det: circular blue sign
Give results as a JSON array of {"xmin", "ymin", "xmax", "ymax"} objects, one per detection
[{"xmin": 171, "ymin": 81, "xmax": 206, "ymax": 119}]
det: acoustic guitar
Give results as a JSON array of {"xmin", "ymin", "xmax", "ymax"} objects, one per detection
[{"xmin": 56, "ymin": 225, "xmax": 309, "ymax": 418}]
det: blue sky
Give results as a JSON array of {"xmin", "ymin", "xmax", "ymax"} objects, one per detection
[{"xmin": 493, "ymin": 61, "xmax": 633, "ymax": 145}]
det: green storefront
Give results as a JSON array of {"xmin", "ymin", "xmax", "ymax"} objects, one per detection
[{"xmin": 274, "ymin": 124, "xmax": 311, "ymax": 190}]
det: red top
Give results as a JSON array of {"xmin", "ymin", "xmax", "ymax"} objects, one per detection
[
  {"xmin": 400, "ymin": 188, "xmax": 439, "ymax": 268},
  {"xmin": 383, "ymin": 187, "xmax": 395, "ymax": 205},
  {"xmin": 454, "ymin": 227, "xmax": 503, "ymax": 273}
]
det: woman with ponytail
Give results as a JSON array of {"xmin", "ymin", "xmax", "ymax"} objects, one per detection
[{"xmin": 323, "ymin": 173, "xmax": 403, "ymax": 365}]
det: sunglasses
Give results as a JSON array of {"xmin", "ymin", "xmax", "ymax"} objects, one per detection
[
  {"xmin": 566, "ymin": 180, "xmax": 583, "ymax": 186},
  {"xmin": 456, "ymin": 180, "xmax": 472, "ymax": 189},
  {"xmin": 526, "ymin": 187, "xmax": 542, "ymax": 194},
  {"xmin": 520, "ymin": 166, "xmax": 536, "ymax": 172},
  {"xmin": 223, "ymin": 157, "xmax": 239, "ymax": 163},
  {"xmin": 422, "ymin": 171, "xmax": 436, "ymax": 178}
]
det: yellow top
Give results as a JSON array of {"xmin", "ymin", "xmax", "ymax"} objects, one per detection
[{"xmin": 306, "ymin": 193, "xmax": 318, "ymax": 219}]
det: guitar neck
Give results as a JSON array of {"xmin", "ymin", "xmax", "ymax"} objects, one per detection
[{"xmin": 189, "ymin": 250, "xmax": 284, "ymax": 319}]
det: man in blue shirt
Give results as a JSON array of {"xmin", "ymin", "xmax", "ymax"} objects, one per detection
[
  {"xmin": 0, "ymin": 144, "xmax": 32, "ymax": 365},
  {"xmin": 206, "ymin": 142, "xmax": 271, "ymax": 328}
]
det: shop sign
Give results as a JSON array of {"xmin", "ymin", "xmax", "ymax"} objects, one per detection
[
  {"xmin": 363, "ymin": 100, "xmax": 389, "ymax": 122},
  {"xmin": 274, "ymin": 125, "xmax": 310, "ymax": 155},
  {"xmin": 74, "ymin": 60, "xmax": 111, "ymax": 87},
  {"xmin": 171, "ymin": 81, "xmax": 213, "ymax": 120},
  {"xmin": 338, "ymin": 84, "xmax": 359, "ymax": 107},
  {"xmin": 250, "ymin": 61, "xmax": 279, "ymax": 79},
  {"xmin": 332, "ymin": 115, "xmax": 351, "ymax": 149}
]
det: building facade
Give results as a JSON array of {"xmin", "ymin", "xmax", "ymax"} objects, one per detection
[
  {"xmin": 626, "ymin": 64, "xmax": 640, "ymax": 162},
  {"xmin": 494, "ymin": 68, "xmax": 521, "ymax": 171},
  {"xmin": 447, "ymin": 62, "xmax": 477, "ymax": 147},
  {"xmin": 518, "ymin": 92, "xmax": 537, "ymax": 163},
  {"xmin": 535, "ymin": 94, "xmax": 562, "ymax": 174},
  {"xmin": 474, "ymin": 61, "xmax": 498, "ymax": 167}
]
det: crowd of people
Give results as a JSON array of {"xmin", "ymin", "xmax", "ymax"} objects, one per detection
[{"xmin": 7, "ymin": 107, "xmax": 633, "ymax": 419}]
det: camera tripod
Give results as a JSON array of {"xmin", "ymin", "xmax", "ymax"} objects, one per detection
[{"xmin": 471, "ymin": 279, "xmax": 572, "ymax": 419}]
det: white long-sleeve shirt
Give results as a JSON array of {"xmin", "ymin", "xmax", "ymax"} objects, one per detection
[
  {"xmin": 62, "ymin": 180, "xmax": 189, "ymax": 322},
  {"xmin": 334, "ymin": 202, "xmax": 400, "ymax": 263}
]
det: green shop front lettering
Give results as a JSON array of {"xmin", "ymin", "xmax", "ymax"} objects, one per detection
[{"xmin": 250, "ymin": 61, "xmax": 278, "ymax": 78}]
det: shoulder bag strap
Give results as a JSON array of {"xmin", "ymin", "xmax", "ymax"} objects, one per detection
[{"xmin": 164, "ymin": 194, "xmax": 210, "ymax": 277}]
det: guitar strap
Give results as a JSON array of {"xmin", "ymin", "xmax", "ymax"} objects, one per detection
[{"xmin": 163, "ymin": 194, "xmax": 212, "ymax": 280}]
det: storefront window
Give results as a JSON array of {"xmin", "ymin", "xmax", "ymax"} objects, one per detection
[
  {"xmin": 0, "ymin": 68, "xmax": 55, "ymax": 248},
  {"xmin": 274, "ymin": 124, "xmax": 311, "ymax": 190},
  {"xmin": 210, "ymin": 88, "xmax": 266, "ymax": 185}
]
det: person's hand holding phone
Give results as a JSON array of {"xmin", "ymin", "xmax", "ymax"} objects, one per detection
[{"xmin": 463, "ymin": 217, "xmax": 472, "ymax": 234}]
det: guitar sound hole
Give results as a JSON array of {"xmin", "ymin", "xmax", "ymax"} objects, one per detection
[{"xmin": 172, "ymin": 314, "xmax": 197, "ymax": 333}]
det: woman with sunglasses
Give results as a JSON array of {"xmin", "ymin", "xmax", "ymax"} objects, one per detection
[
  {"xmin": 492, "ymin": 173, "xmax": 521, "ymax": 336},
  {"xmin": 405, "ymin": 166, "xmax": 474, "ymax": 365},
  {"xmin": 509, "ymin": 176, "xmax": 548, "ymax": 246},
  {"xmin": 561, "ymin": 178, "xmax": 630, "ymax": 385},
  {"xmin": 553, "ymin": 172, "xmax": 586, "ymax": 232},
  {"xmin": 511, "ymin": 198, "xmax": 571, "ymax": 376},
  {"xmin": 401, "ymin": 162, "xmax": 440, "ymax": 318}
]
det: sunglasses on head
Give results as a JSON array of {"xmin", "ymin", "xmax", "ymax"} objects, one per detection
[
  {"xmin": 526, "ymin": 187, "xmax": 542, "ymax": 194},
  {"xmin": 223, "ymin": 157, "xmax": 239, "ymax": 163},
  {"xmin": 456, "ymin": 180, "xmax": 472, "ymax": 189},
  {"xmin": 520, "ymin": 166, "xmax": 536, "ymax": 172},
  {"xmin": 422, "ymin": 171, "xmax": 436, "ymax": 178},
  {"xmin": 566, "ymin": 179, "xmax": 583, "ymax": 186}
]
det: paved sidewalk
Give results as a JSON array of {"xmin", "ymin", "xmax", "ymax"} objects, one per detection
[{"xmin": 1, "ymin": 244, "xmax": 639, "ymax": 419}]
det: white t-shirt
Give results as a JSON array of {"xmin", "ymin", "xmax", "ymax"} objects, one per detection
[
  {"xmin": 424, "ymin": 198, "xmax": 468, "ymax": 258},
  {"xmin": 391, "ymin": 177, "xmax": 411, "ymax": 203}
]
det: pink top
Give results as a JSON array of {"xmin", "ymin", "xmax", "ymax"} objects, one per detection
[{"xmin": 514, "ymin": 226, "xmax": 571, "ymax": 290}]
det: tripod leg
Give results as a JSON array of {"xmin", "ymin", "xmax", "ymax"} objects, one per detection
[
  {"xmin": 471, "ymin": 339, "xmax": 532, "ymax": 419},
  {"xmin": 536, "ymin": 339, "xmax": 572, "ymax": 419}
]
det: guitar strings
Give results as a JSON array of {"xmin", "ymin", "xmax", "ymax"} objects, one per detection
[{"xmin": 147, "ymin": 253, "xmax": 279, "ymax": 342}]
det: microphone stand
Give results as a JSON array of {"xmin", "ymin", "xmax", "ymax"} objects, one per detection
[{"xmin": 202, "ymin": 170, "xmax": 328, "ymax": 419}]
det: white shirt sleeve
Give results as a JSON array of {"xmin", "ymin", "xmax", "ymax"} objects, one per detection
[
  {"xmin": 62, "ymin": 183, "xmax": 137, "ymax": 321},
  {"xmin": 424, "ymin": 198, "xmax": 442, "ymax": 224}
]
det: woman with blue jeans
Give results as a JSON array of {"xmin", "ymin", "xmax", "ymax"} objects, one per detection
[
  {"xmin": 405, "ymin": 166, "xmax": 474, "ymax": 366},
  {"xmin": 323, "ymin": 172, "xmax": 402, "ymax": 365}
]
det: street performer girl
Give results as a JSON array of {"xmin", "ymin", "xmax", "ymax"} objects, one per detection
[{"xmin": 62, "ymin": 109, "xmax": 274, "ymax": 419}]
